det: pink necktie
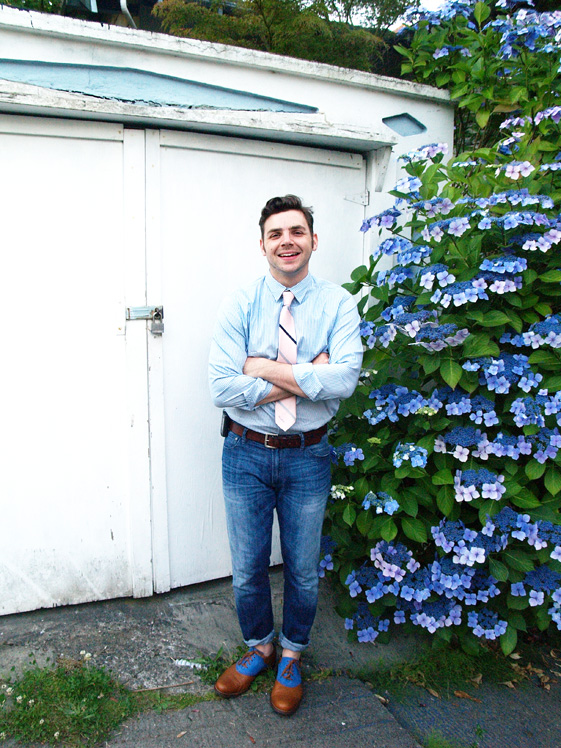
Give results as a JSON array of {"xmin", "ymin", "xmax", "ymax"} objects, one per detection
[{"xmin": 275, "ymin": 290, "xmax": 297, "ymax": 431}]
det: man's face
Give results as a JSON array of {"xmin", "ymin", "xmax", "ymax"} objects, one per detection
[{"xmin": 260, "ymin": 210, "xmax": 318, "ymax": 287}]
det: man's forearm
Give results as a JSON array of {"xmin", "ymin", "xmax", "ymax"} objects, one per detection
[
  {"xmin": 243, "ymin": 358, "xmax": 306, "ymax": 398},
  {"xmin": 255, "ymin": 384, "xmax": 295, "ymax": 406}
]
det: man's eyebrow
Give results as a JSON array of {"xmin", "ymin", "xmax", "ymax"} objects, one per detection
[{"xmin": 266, "ymin": 224, "xmax": 307, "ymax": 236}]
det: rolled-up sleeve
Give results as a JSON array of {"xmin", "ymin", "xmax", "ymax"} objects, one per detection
[
  {"xmin": 292, "ymin": 293, "xmax": 363, "ymax": 402},
  {"xmin": 209, "ymin": 296, "xmax": 273, "ymax": 410}
]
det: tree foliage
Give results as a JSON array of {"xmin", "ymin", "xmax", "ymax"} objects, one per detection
[
  {"xmin": 323, "ymin": 0, "xmax": 561, "ymax": 653},
  {"xmin": 398, "ymin": 0, "xmax": 561, "ymax": 151},
  {"xmin": 153, "ymin": 0, "xmax": 403, "ymax": 73},
  {"xmin": 2, "ymin": 0, "xmax": 62, "ymax": 12}
]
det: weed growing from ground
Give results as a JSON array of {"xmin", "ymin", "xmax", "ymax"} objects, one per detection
[
  {"xmin": 424, "ymin": 730, "xmax": 481, "ymax": 748},
  {"xmin": 193, "ymin": 646, "xmax": 276, "ymax": 693},
  {"xmin": 0, "ymin": 656, "xmax": 136, "ymax": 747},
  {"xmin": 356, "ymin": 642, "xmax": 521, "ymax": 699},
  {"xmin": 0, "ymin": 651, "xmax": 218, "ymax": 747}
]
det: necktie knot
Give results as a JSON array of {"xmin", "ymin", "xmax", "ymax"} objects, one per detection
[{"xmin": 282, "ymin": 290, "xmax": 294, "ymax": 308}]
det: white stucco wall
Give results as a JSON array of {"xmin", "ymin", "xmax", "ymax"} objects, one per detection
[{"xmin": 0, "ymin": 8, "xmax": 454, "ymax": 615}]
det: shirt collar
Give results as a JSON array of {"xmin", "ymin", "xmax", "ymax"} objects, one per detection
[{"xmin": 265, "ymin": 272, "xmax": 313, "ymax": 304}]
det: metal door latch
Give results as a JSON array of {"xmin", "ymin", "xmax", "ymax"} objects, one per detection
[
  {"xmin": 126, "ymin": 306, "xmax": 164, "ymax": 336},
  {"xmin": 150, "ymin": 307, "xmax": 164, "ymax": 336}
]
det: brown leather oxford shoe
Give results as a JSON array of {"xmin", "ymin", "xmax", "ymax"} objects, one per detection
[
  {"xmin": 270, "ymin": 657, "xmax": 303, "ymax": 716},
  {"xmin": 214, "ymin": 648, "xmax": 276, "ymax": 698}
]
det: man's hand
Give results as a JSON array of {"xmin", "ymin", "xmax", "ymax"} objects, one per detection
[{"xmin": 312, "ymin": 352, "xmax": 329, "ymax": 365}]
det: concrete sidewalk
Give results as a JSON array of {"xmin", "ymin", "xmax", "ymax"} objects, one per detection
[{"xmin": 1, "ymin": 570, "xmax": 560, "ymax": 748}]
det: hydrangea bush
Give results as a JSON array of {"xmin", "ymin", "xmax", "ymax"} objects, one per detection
[{"xmin": 322, "ymin": 0, "xmax": 561, "ymax": 654}]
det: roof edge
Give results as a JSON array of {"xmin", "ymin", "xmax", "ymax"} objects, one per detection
[
  {"xmin": 0, "ymin": 7, "xmax": 450, "ymax": 104},
  {"xmin": 0, "ymin": 78, "xmax": 398, "ymax": 152}
]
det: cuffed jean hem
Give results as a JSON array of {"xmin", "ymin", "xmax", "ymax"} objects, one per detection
[
  {"xmin": 244, "ymin": 629, "xmax": 276, "ymax": 649},
  {"xmin": 278, "ymin": 631, "xmax": 309, "ymax": 652}
]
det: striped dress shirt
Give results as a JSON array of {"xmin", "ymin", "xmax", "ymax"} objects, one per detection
[{"xmin": 209, "ymin": 272, "xmax": 363, "ymax": 434}]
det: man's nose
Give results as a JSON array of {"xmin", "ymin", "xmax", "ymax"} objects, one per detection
[{"xmin": 280, "ymin": 230, "xmax": 293, "ymax": 244}]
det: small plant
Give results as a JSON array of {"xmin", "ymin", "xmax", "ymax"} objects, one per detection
[
  {"xmin": 191, "ymin": 646, "xmax": 276, "ymax": 692},
  {"xmin": 356, "ymin": 643, "xmax": 519, "ymax": 698},
  {"xmin": 0, "ymin": 655, "xmax": 136, "ymax": 747},
  {"xmin": 424, "ymin": 731, "xmax": 471, "ymax": 748}
]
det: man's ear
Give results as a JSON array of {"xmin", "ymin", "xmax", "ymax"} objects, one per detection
[
  {"xmin": 260, "ymin": 238, "xmax": 266, "ymax": 256},
  {"xmin": 312, "ymin": 233, "xmax": 318, "ymax": 252}
]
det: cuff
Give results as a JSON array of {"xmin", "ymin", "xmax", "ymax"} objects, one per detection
[
  {"xmin": 245, "ymin": 379, "xmax": 274, "ymax": 410},
  {"xmin": 292, "ymin": 363, "xmax": 322, "ymax": 401}
]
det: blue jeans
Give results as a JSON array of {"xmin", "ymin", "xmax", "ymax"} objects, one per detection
[{"xmin": 222, "ymin": 429, "xmax": 331, "ymax": 652}]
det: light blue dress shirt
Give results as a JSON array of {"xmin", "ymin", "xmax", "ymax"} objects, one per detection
[{"xmin": 209, "ymin": 272, "xmax": 363, "ymax": 434}]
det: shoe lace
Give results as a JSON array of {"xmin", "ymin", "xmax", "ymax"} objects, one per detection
[
  {"xmin": 238, "ymin": 649, "xmax": 261, "ymax": 669},
  {"xmin": 280, "ymin": 659, "xmax": 300, "ymax": 681}
]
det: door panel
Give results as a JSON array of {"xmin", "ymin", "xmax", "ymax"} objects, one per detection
[{"xmin": 152, "ymin": 131, "xmax": 366, "ymax": 588}]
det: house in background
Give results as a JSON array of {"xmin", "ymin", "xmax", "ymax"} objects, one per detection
[{"xmin": 0, "ymin": 6, "xmax": 453, "ymax": 616}]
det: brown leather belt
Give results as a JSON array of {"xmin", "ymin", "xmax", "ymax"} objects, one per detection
[{"xmin": 229, "ymin": 421, "xmax": 327, "ymax": 449}]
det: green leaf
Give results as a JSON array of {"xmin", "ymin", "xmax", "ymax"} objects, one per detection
[
  {"xmin": 542, "ymin": 376, "xmax": 561, "ymax": 391},
  {"xmin": 511, "ymin": 488, "xmax": 541, "ymax": 510},
  {"xmin": 401, "ymin": 517, "xmax": 428, "ymax": 544},
  {"xmin": 539, "ymin": 270, "xmax": 561, "ymax": 282},
  {"xmin": 398, "ymin": 493, "xmax": 419, "ymax": 518},
  {"xmin": 356, "ymin": 510, "xmax": 373, "ymax": 536},
  {"xmin": 380, "ymin": 518, "xmax": 398, "ymax": 542},
  {"xmin": 475, "ymin": 108, "xmax": 491, "ymax": 128},
  {"xmin": 488, "ymin": 558, "xmax": 509, "ymax": 582},
  {"xmin": 525, "ymin": 461, "xmax": 546, "ymax": 481},
  {"xmin": 545, "ymin": 468, "xmax": 561, "ymax": 496},
  {"xmin": 474, "ymin": 1, "xmax": 491, "ymax": 24},
  {"xmin": 504, "ymin": 549, "xmax": 535, "ymax": 572},
  {"xmin": 432, "ymin": 469, "xmax": 454, "ymax": 485},
  {"xmin": 508, "ymin": 612, "xmax": 527, "ymax": 632},
  {"xmin": 342, "ymin": 504, "xmax": 356, "ymax": 527},
  {"xmin": 528, "ymin": 350, "xmax": 559, "ymax": 367},
  {"xmin": 534, "ymin": 302, "xmax": 552, "ymax": 316},
  {"xmin": 504, "ymin": 309, "xmax": 523, "ymax": 333},
  {"xmin": 440, "ymin": 359, "xmax": 463, "ymax": 388},
  {"xmin": 421, "ymin": 355, "xmax": 440, "ymax": 375},
  {"xmin": 507, "ymin": 594, "xmax": 529, "ymax": 610},
  {"xmin": 535, "ymin": 610, "xmax": 550, "ymax": 631},
  {"xmin": 436, "ymin": 485, "xmax": 455, "ymax": 516},
  {"xmin": 350, "ymin": 264, "xmax": 368, "ymax": 282},
  {"xmin": 477, "ymin": 310, "xmax": 511, "ymax": 327},
  {"xmin": 461, "ymin": 636, "xmax": 481, "ymax": 656},
  {"xmin": 462, "ymin": 333, "xmax": 500, "ymax": 358},
  {"xmin": 395, "ymin": 465, "xmax": 413, "ymax": 479},
  {"xmin": 500, "ymin": 627, "xmax": 518, "ymax": 656}
]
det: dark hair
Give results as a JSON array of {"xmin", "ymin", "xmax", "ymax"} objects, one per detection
[{"xmin": 259, "ymin": 195, "xmax": 314, "ymax": 238}]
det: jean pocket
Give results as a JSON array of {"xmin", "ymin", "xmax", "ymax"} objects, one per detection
[
  {"xmin": 306, "ymin": 435, "xmax": 331, "ymax": 458},
  {"xmin": 223, "ymin": 431, "xmax": 241, "ymax": 450}
]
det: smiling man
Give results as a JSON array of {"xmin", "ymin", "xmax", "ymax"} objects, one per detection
[{"xmin": 208, "ymin": 194, "xmax": 362, "ymax": 716}]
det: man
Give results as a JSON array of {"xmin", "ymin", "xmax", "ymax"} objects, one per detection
[{"xmin": 208, "ymin": 194, "xmax": 362, "ymax": 716}]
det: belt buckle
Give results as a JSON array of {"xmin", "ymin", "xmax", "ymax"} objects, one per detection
[{"xmin": 263, "ymin": 433, "xmax": 277, "ymax": 449}]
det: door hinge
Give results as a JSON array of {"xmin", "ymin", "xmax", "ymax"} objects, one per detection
[{"xmin": 344, "ymin": 190, "xmax": 370, "ymax": 206}]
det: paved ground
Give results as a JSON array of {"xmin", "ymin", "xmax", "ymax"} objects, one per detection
[{"xmin": 1, "ymin": 570, "xmax": 560, "ymax": 748}]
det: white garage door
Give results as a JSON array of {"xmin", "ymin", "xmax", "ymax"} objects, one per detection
[{"xmin": 146, "ymin": 130, "xmax": 368, "ymax": 591}]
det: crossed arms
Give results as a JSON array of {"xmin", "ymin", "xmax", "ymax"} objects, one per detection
[
  {"xmin": 243, "ymin": 352, "xmax": 330, "ymax": 406},
  {"xmin": 209, "ymin": 291, "xmax": 362, "ymax": 412}
]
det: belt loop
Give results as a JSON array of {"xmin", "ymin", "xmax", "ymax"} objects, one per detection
[
  {"xmin": 241, "ymin": 427, "xmax": 248, "ymax": 443},
  {"xmin": 300, "ymin": 432, "xmax": 305, "ymax": 450}
]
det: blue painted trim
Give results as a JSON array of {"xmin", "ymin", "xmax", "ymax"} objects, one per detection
[{"xmin": 0, "ymin": 59, "xmax": 318, "ymax": 113}]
